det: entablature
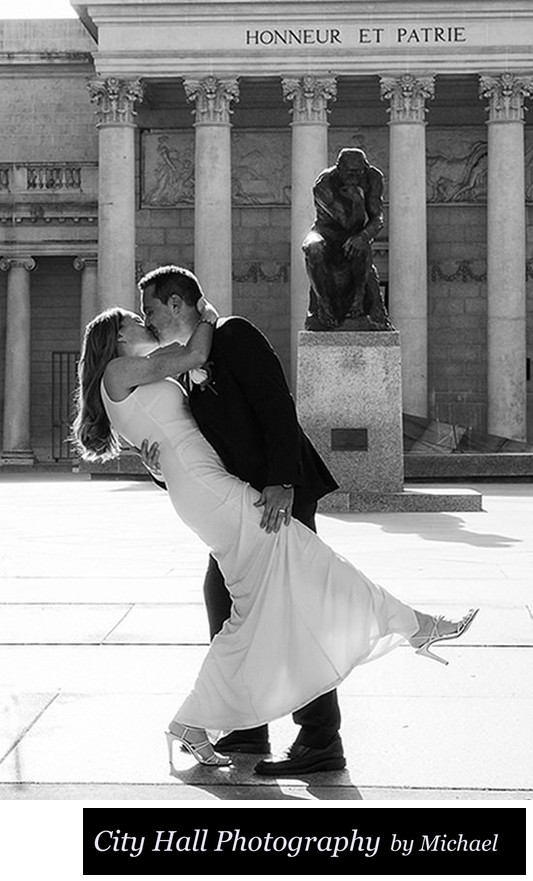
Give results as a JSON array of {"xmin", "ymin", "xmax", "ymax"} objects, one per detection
[{"xmin": 73, "ymin": 0, "xmax": 533, "ymax": 78}]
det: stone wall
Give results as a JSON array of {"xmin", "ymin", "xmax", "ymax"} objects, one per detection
[
  {"xmin": 0, "ymin": 76, "xmax": 97, "ymax": 163},
  {"xmin": 0, "ymin": 21, "xmax": 97, "ymax": 163},
  {"xmin": 427, "ymin": 204, "xmax": 488, "ymax": 432}
]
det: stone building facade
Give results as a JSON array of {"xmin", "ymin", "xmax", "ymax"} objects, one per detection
[{"xmin": 0, "ymin": 1, "xmax": 532, "ymax": 465}]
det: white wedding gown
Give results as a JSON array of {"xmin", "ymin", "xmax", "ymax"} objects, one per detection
[{"xmin": 101, "ymin": 378, "xmax": 418, "ymax": 732}]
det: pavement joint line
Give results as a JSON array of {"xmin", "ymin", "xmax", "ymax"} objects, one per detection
[
  {"xmin": 0, "ymin": 642, "xmax": 527, "ymax": 647},
  {"xmin": 0, "ymin": 642, "xmax": 210, "ymax": 646},
  {"xmin": 99, "ymin": 603, "xmax": 138, "ymax": 643},
  {"xmin": 0, "ymin": 691, "xmax": 60, "ymax": 765},
  {"xmin": 0, "ymin": 602, "xmax": 205, "ymax": 606},
  {"xmin": 1, "ymin": 782, "xmax": 531, "ymax": 793},
  {"xmin": 374, "ymin": 790, "xmax": 533, "ymax": 794}
]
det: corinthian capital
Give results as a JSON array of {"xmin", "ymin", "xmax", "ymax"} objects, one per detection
[
  {"xmin": 87, "ymin": 77, "xmax": 144, "ymax": 126},
  {"xmin": 282, "ymin": 75, "xmax": 337, "ymax": 123},
  {"xmin": 479, "ymin": 73, "xmax": 533, "ymax": 122},
  {"xmin": 183, "ymin": 77, "xmax": 240, "ymax": 124},
  {"xmin": 380, "ymin": 74, "xmax": 435, "ymax": 123}
]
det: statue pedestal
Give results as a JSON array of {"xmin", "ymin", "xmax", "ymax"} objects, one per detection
[
  {"xmin": 297, "ymin": 331, "xmax": 482, "ymax": 512},
  {"xmin": 297, "ymin": 331, "xmax": 403, "ymax": 500}
]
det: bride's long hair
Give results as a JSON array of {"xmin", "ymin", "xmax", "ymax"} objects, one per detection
[{"xmin": 72, "ymin": 308, "xmax": 128, "ymax": 462}]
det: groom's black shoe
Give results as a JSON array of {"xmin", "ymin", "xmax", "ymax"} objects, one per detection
[
  {"xmin": 215, "ymin": 730, "xmax": 271, "ymax": 755},
  {"xmin": 254, "ymin": 736, "xmax": 346, "ymax": 776}
]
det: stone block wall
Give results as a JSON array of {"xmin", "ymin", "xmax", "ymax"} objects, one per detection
[
  {"xmin": 0, "ymin": 20, "xmax": 96, "ymax": 163},
  {"xmin": 232, "ymin": 206, "xmax": 291, "ymax": 372},
  {"xmin": 427, "ymin": 204, "xmax": 488, "ymax": 432},
  {"xmin": 0, "ymin": 76, "xmax": 97, "ymax": 164}
]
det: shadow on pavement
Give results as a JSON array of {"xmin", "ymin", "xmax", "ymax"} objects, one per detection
[
  {"xmin": 169, "ymin": 763, "xmax": 362, "ymax": 800},
  {"xmin": 324, "ymin": 512, "xmax": 520, "ymax": 549}
]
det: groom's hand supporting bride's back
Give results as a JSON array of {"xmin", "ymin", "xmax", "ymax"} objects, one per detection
[
  {"xmin": 254, "ymin": 484, "xmax": 294, "ymax": 533},
  {"xmin": 138, "ymin": 439, "xmax": 163, "ymax": 482}
]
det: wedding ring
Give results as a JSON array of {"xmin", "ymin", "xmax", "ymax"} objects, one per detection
[{"xmin": 278, "ymin": 509, "xmax": 287, "ymax": 514}]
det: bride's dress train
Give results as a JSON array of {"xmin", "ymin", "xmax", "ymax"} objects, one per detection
[{"xmin": 101, "ymin": 377, "xmax": 424, "ymax": 733}]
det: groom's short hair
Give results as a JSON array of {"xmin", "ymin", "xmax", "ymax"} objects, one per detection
[{"xmin": 138, "ymin": 265, "xmax": 202, "ymax": 307}]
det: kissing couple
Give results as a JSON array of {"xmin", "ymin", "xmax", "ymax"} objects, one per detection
[{"xmin": 73, "ymin": 264, "xmax": 477, "ymax": 775}]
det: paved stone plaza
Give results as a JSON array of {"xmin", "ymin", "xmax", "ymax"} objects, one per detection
[{"xmin": 0, "ymin": 474, "xmax": 531, "ymax": 802}]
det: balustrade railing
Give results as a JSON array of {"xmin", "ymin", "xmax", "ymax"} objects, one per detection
[
  {"xmin": 0, "ymin": 163, "xmax": 96, "ymax": 194},
  {"xmin": 27, "ymin": 165, "xmax": 82, "ymax": 191}
]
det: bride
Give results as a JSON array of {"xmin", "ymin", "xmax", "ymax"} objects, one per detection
[{"xmin": 73, "ymin": 297, "xmax": 478, "ymax": 769}]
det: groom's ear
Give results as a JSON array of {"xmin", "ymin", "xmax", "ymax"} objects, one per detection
[{"xmin": 168, "ymin": 293, "xmax": 184, "ymax": 314}]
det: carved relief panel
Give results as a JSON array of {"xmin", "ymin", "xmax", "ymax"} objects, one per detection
[
  {"xmin": 426, "ymin": 128, "xmax": 487, "ymax": 203},
  {"xmin": 426, "ymin": 127, "xmax": 533, "ymax": 204},
  {"xmin": 141, "ymin": 129, "xmax": 291, "ymax": 207},
  {"xmin": 232, "ymin": 130, "xmax": 291, "ymax": 205},
  {"xmin": 141, "ymin": 131, "xmax": 195, "ymax": 206},
  {"xmin": 141, "ymin": 125, "xmax": 533, "ymax": 208}
]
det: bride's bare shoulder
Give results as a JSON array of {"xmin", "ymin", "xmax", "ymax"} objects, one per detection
[{"xmin": 103, "ymin": 358, "xmax": 130, "ymax": 401}]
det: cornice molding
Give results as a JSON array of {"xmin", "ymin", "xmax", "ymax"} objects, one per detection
[{"xmin": 92, "ymin": 54, "xmax": 533, "ymax": 79}]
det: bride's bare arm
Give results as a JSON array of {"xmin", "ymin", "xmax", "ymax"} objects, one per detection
[{"xmin": 105, "ymin": 316, "xmax": 215, "ymax": 399}]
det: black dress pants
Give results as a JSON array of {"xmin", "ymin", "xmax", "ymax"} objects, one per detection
[{"xmin": 202, "ymin": 500, "xmax": 342, "ymax": 749}]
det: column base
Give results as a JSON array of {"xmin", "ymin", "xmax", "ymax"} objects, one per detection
[{"xmin": 1, "ymin": 450, "xmax": 35, "ymax": 466}]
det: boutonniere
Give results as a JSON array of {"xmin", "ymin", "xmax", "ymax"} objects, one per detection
[{"xmin": 189, "ymin": 360, "xmax": 217, "ymax": 394}]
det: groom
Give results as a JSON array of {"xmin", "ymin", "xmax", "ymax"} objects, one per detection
[{"xmin": 138, "ymin": 264, "xmax": 344, "ymax": 776}]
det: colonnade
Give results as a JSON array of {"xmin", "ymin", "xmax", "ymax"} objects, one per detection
[{"xmin": 1, "ymin": 71, "xmax": 532, "ymax": 462}]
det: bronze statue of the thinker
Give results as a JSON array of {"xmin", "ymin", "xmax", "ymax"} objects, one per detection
[{"xmin": 303, "ymin": 148, "xmax": 393, "ymax": 331}]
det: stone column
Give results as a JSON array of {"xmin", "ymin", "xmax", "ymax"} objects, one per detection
[
  {"xmin": 184, "ymin": 76, "xmax": 239, "ymax": 314},
  {"xmin": 282, "ymin": 75, "xmax": 337, "ymax": 389},
  {"xmin": 380, "ymin": 74, "xmax": 435, "ymax": 418},
  {"xmin": 480, "ymin": 73, "xmax": 533, "ymax": 440},
  {"xmin": 87, "ymin": 77, "xmax": 144, "ymax": 311},
  {"xmin": 74, "ymin": 255, "xmax": 98, "ymax": 340},
  {"xmin": 0, "ymin": 257, "xmax": 36, "ymax": 464}
]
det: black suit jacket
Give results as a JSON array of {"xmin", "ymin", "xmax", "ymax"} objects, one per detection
[{"xmin": 186, "ymin": 317, "xmax": 338, "ymax": 510}]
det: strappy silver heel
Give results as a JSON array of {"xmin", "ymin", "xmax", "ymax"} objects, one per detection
[
  {"xmin": 165, "ymin": 721, "xmax": 232, "ymax": 767},
  {"xmin": 410, "ymin": 608, "xmax": 479, "ymax": 665}
]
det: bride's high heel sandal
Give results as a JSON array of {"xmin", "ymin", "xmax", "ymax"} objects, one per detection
[
  {"xmin": 410, "ymin": 608, "xmax": 479, "ymax": 665},
  {"xmin": 165, "ymin": 722, "xmax": 232, "ymax": 767}
]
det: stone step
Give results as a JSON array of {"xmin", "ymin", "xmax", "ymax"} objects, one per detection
[
  {"xmin": 405, "ymin": 452, "xmax": 533, "ymax": 480},
  {"xmin": 320, "ymin": 486, "xmax": 482, "ymax": 512}
]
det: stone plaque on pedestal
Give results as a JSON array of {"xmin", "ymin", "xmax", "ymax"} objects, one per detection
[{"xmin": 297, "ymin": 331, "xmax": 404, "ymax": 506}]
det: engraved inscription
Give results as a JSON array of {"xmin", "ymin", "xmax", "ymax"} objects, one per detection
[
  {"xmin": 243, "ymin": 24, "xmax": 469, "ymax": 48},
  {"xmin": 246, "ymin": 28, "xmax": 341, "ymax": 45},
  {"xmin": 331, "ymin": 429, "xmax": 369, "ymax": 452}
]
